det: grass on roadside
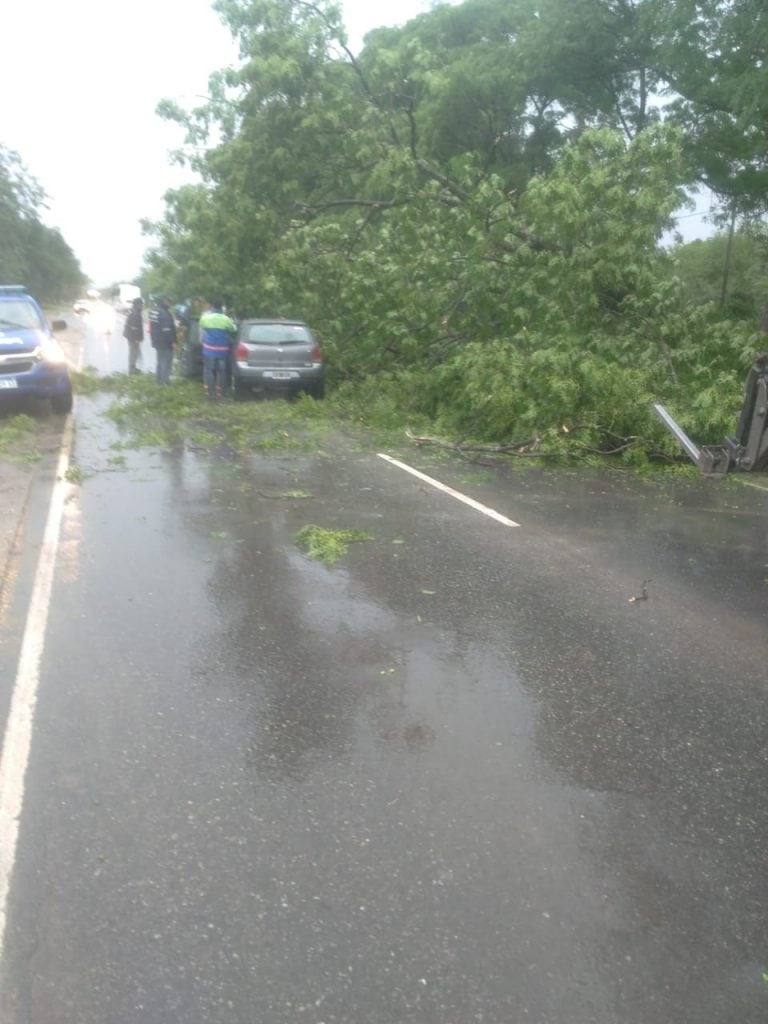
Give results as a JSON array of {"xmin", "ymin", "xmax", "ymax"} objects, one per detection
[{"xmin": 0, "ymin": 414, "xmax": 46, "ymax": 463}]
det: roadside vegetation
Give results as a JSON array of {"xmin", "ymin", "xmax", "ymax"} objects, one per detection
[
  {"xmin": 71, "ymin": 371, "xmax": 382, "ymax": 457},
  {"xmin": 0, "ymin": 145, "xmax": 84, "ymax": 303},
  {"xmin": 4, "ymin": 1, "xmax": 766, "ymax": 472},
  {"xmin": 65, "ymin": 357, "xmax": 737, "ymax": 476},
  {"xmin": 0, "ymin": 414, "xmax": 46, "ymax": 464},
  {"xmin": 134, "ymin": 0, "xmax": 767, "ymax": 469}
]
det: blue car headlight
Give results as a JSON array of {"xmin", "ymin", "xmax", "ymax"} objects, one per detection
[{"xmin": 35, "ymin": 338, "xmax": 67, "ymax": 366}]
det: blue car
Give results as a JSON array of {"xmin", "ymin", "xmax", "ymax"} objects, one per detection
[{"xmin": 0, "ymin": 285, "xmax": 73, "ymax": 413}]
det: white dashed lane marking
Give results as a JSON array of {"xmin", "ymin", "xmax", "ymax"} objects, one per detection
[{"xmin": 377, "ymin": 453, "xmax": 520, "ymax": 527}]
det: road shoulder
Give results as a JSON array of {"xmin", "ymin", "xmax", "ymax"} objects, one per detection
[{"xmin": 0, "ymin": 319, "xmax": 81, "ymax": 608}]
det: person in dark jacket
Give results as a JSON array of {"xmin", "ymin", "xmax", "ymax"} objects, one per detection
[
  {"xmin": 149, "ymin": 297, "xmax": 178, "ymax": 384},
  {"xmin": 122, "ymin": 297, "xmax": 144, "ymax": 374}
]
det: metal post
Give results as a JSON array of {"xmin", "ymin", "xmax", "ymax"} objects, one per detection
[{"xmin": 653, "ymin": 404, "xmax": 701, "ymax": 464}]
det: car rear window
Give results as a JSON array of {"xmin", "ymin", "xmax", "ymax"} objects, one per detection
[
  {"xmin": 244, "ymin": 323, "xmax": 310, "ymax": 344},
  {"xmin": 0, "ymin": 300, "xmax": 44, "ymax": 330}
]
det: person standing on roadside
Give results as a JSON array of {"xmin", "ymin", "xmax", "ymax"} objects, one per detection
[
  {"xmin": 199, "ymin": 297, "xmax": 237, "ymax": 400},
  {"xmin": 149, "ymin": 296, "xmax": 178, "ymax": 385},
  {"xmin": 122, "ymin": 297, "xmax": 144, "ymax": 375}
]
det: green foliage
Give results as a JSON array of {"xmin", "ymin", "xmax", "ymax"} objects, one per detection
[
  {"xmin": 0, "ymin": 414, "xmax": 42, "ymax": 462},
  {"xmin": 70, "ymin": 368, "xmax": 104, "ymax": 396},
  {"xmin": 137, "ymin": 0, "xmax": 768, "ymax": 466},
  {"xmin": 64, "ymin": 464, "xmax": 85, "ymax": 484},
  {"xmin": 331, "ymin": 371, "xmax": 433, "ymax": 432},
  {"xmin": 295, "ymin": 524, "xmax": 373, "ymax": 564},
  {"xmin": 424, "ymin": 340, "xmax": 661, "ymax": 447},
  {"xmin": 656, "ymin": 0, "xmax": 768, "ymax": 213},
  {"xmin": 671, "ymin": 231, "xmax": 768, "ymax": 322},
  {"xmin": 100, "ymin": 376, "xmax": 335, "ymax": 453},
  {"xmin": 0, "ymin": 145, "xmax": 85, "ymax": 302}
]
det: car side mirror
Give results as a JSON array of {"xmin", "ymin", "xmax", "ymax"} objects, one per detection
[{"xmin": 52, "ymin": 319, "xmax": 67, "ymax": 331}]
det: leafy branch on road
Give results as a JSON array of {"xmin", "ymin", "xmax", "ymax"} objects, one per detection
[
  {"xmin": 64, "ymin": 464, "xmax": 85, "ymax": 484},
  {"xmin": 295, "ymin": 524, "xmax": 373, "ymax": 564},
  {"xmin": 88, "ymin": 375, "xmax": 334, "ymax": 455},
  {"xmin": 70, "ymin": 372, "xmax": 705, "ymax": 476}
]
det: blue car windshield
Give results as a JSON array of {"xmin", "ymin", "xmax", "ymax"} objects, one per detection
[{"xmin": 0, "ymin": 300, "xmax": 44, "ymax": 330}]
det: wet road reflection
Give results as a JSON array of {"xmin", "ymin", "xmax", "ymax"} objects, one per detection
[
  {"xmin": 2, "ymin": 394, "xmax": 766, "ymax": 1023},
  {"xmin": 75, "ymin": 304, "xmax": 157, "ymax": 377}
]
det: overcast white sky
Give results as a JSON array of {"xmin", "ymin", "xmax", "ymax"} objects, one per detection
[
  {"xmin": 1, "ymin": 0, "xmax": 434, "ymax": 286},
  {"xmin": 3, "ymin": 0, "xmax": 711, "ymax": 288}
]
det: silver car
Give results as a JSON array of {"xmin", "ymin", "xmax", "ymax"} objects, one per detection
[{"xmin": 233, "ymin": 318, "xmax": 325, "ymax": 399}]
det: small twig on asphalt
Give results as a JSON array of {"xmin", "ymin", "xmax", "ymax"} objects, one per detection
[{"xmin": 628, "ymin": 579, "xmax": 652, "ymax": 603}]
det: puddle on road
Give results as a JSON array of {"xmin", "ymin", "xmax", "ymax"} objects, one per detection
[
  {"xmin": 42, "ymin": 392, "xmax": 768, "ymax": 1024},
  {"xmin": 67, "ymin": 392, "xmax": 768, "ymax": 796},
  {"xmin": 68, "ymin": 394, "xmax": 539, "ymax": 777}
]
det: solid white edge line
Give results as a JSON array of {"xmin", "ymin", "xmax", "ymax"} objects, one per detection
[
  {"xmin": 734, "ymin": 479, "xmax": 768, "ymax": 492},
  {"xmin": 0, "ymin": 416, "xmax": 73, "ymax": 957},
  {"xmin": 377, "ymin": 453, "xmax": 520, "ymax": 527}
]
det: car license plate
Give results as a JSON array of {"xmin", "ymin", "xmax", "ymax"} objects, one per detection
[
  {"xmin": 270, "ymin": 371, "xmax": 293, "ymax": 379},
  {"xmin": 0, "ymin": 378, "xmax": 18, "ymax": 389}
]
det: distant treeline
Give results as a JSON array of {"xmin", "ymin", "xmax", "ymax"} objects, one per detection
[{"xmin": 0, "ymin": 144, "xmax": 84, "ymax": 304}]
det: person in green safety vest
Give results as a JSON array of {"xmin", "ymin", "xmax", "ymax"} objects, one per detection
[{"xmin": 199, "ymin": 298, "xmax": 237, "ymax": 400}]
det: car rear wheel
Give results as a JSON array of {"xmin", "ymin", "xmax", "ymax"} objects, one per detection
[{"xmin": 306, "ymin": 381, "xmax": 325, "ymax": 399}]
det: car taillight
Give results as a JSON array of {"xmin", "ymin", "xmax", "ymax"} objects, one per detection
[
  {"xmin": 311, "ymin": 344, "xmax": 323, "ymax": 364},
  {"xmin": 235, "ymin": 343, "xmax": 249, "ymax": 359}
]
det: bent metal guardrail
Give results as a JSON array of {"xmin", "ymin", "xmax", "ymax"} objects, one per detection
[{"xmin": 653, "ymin": 353, "xmax": 768, "ymax": 476}]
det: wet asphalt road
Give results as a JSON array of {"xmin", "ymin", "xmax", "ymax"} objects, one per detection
[
  {"xmin": 73, "ymin": 303, "xmax": 157, "ymax": 378},
  {"xmin": 0, "ymin": 317, "xmax": 767, "ymax": 1022}
]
